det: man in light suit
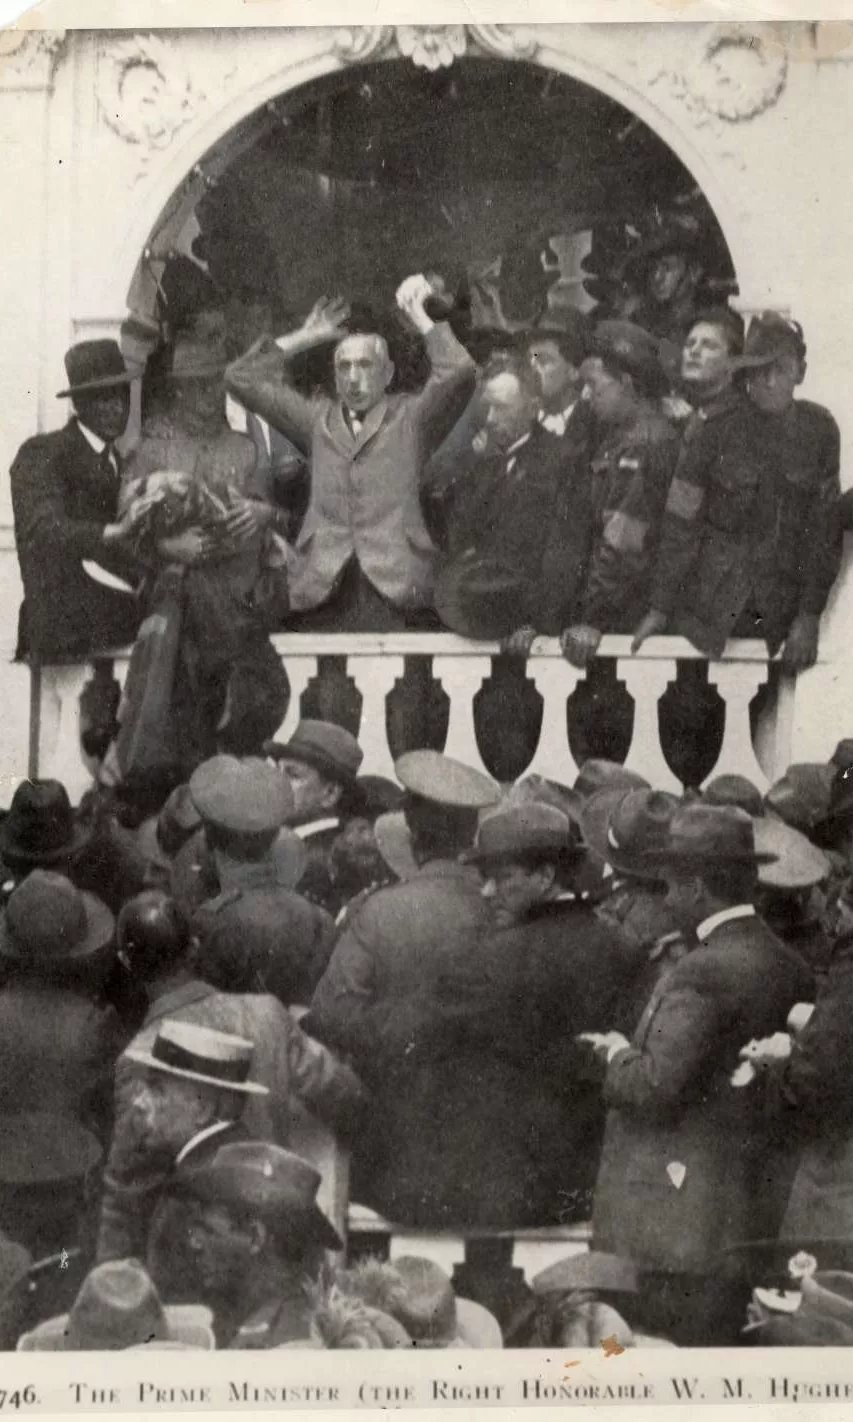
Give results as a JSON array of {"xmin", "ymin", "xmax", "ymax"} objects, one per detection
[{"xmin": 225, "ymin": 276, "xmax": 476, "ymax": 632}]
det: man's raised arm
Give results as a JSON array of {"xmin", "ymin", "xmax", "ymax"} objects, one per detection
[
  {"xmin": 225, "ymin": 296, "xmax": 351, "ymax": 451},
  {"xmin": 396, "ymin": 275, "xmax": 477, "ymax": 453}
]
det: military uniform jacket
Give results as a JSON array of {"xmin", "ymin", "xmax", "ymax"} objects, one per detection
[
  {"xmin": 651, "ymin": 393, "xmax": 842, "ymax": 657},
  {"xmin": 580, "ymin": 408, "xmax": 678, "ymax": 632},
  {"xmin": 10, "ymin": 419, "xmax": 142, "ymax": 660},
  {"xmin": 592, "ymin": 910, "xmax": 813, "ymax": 1274}
]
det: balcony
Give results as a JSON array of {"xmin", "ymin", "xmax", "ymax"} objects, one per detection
[{"xmin": 30, "ymin": 632, "xmax": 802, "ymax": 802}]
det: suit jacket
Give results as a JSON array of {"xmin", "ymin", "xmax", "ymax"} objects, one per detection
[
  {"xmin": 10, "ymin": 419, "xmax": 142, "ymax": 660},
  {"xmin": 227, "ymin": 323, "xmax": 476, "ymax": 610},
  {"xmin": 592, "ymin": 911, "xmax": 813, "ymax": 1274},
  {"xmin": 97, "ymin": 977, "xmax": 364, "ymax": 1262},
  {"xmin": 441, "ymin": 412, "xmax": 596, "ymax": 633},
  {"xmin": 651, "ymin": 393, "xmax": 842, "ymax": 657}
]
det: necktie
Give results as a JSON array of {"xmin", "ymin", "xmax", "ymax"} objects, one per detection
[
  {"xmin": 99, "ymin": 444, "xmax": 119, "ymax": 478},
  {"xmin": 344, "ymin": 408, "xmax": 362, "ymax": 438}
]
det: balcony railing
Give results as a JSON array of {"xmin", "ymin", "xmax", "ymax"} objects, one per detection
[{"xmin": 31, "ymin": 633, "xmax": 801, "ymax": 803}]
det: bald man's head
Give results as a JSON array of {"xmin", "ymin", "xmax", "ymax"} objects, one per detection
[{"xmin": 334, "ymin": 333, "xmax": 394, "ymax": 415}]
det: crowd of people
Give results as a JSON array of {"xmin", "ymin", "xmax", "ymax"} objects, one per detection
[
  {"xmin": 1, "ymin": 729, "xmax": 853, "ymax": 1349},
  {"xmin": 3, "ymin": 214, "xmax": 853, "ymax": 1351}
]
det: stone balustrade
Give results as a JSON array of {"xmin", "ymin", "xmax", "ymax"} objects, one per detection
[{"xmin": 29, "ymin": 633, "xmax": 803, "ymax": 803}]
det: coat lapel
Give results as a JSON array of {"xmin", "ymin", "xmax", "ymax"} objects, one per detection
[{"xmin": 351, "ymin": 397, "xmax": 389, "ymax": 454}]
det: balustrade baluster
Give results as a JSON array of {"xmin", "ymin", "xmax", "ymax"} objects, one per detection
[
  {"xmin": 275, "ymin": 656, "xmax": 318, "ymax": 744},
  {"xmin": 432, "ymin": 655, "xmax": 492, "ymax": 775},
  {"xmin": 705, "ymin": 661, "xmax": 770, "ymax": 789},
  {"xmin": 618, "ymin": 658, "xmax": 682, "ymax": 790},
  {"xmin": 36, "ymin": 664, "xmax": 91, "ymax": 803},
  {"xmin": 525, "ymin": 657, "xmax": 582, "ymax": 784},
  {"xmin": 348, "ymin": 655, "xmax": 405, "ymax": 778}
]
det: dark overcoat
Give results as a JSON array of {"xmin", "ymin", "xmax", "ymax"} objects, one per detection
[{"xmin": 593, "ymin": 911, "xmax": 813, "ymax": 1275}]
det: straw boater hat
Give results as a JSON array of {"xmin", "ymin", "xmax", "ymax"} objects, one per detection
[
  {"xmin": 125, "ymin": 1019, "xmax": 269, "ymax": 1096},
  {"xmin": 0, "ymin": 871, "xmax": 114, "ymax": 967},
  {"xmin": 56, "ymin": 340, "xmax": 133, "ymax": 399},
  {"xmin": 174, "ymin": 1142, "xmax": 342, "ymax": 1252},
  {"xmin": 17, "ymin": 1259, "xmax": 214, "ymax": 1351}
]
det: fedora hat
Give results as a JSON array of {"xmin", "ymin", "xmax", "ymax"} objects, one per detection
[
  {"xmin": 384, "ymin": 1257, "xmax": 502, "ymax": 1349},
  {"xmin": 463, "ymin": 802, "xmax": 576, "ymax": 867},
  {"xmin": 754, "ymin": 817, "xmax": 830, "ymax": 891},
  {"xmin": 176, "ymin": 1142, "xmax": 342, "ymax": 1252},
  {"xmin": 125, "ymin": 1019, "xmax": 269, "ymax": 1096},
  {"xmin": 532, "ymin": 1251, "xmax": 638, "ymax": 1299},
  {"xmin": 17, "ymin": 1260, "xmax": 214, "ymax": 1351},
  {"xmin": 189, "ymin": 755, "xmax": 293, "ymax": 836},
  {"xmin": 739, "ymin": 311, "xmax": 807, "ymax": 370},
  {"xmin": 563, "ymin": 759, "xmax": 649, "ymax": 823},
  {"xmin": 765, "ymin": 763, "xmax": 834, "ymax": 835},
  {"xmin": 265, "ymin": 720, "xmax": 364, "ymax": 787},
  {"xmin": 395, "ymin": 750, "xmax": 500, "ymax": 812},
  {"xmin": 0, "ymin": 780, "xmax": 91, "ymax": 868},
  {"xmin": 56, "ymin": 340, "xmax": 133, "ymax": 399},
  {"xmin": 374, "ymin": 812, "xmax": 419, "ymax": 882},
  {"xmin": 703, "ymin": 774, "xmax": 764, "ymax": 819},
  {"xmin": 0, "ymin": 871, "xmax": 114, "ymax": 966},
  {"xmin": 581, "ymin": 787, "xmax": 680, "ymax": 878},
  {"xmin": 434, "ymin": 551, "xmax": 536, "ymax": 642},
  {"xmin": 634, "ymin": 802, "xmax": 777, "ymax": 869}
]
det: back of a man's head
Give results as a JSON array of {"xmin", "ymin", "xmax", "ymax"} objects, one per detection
[{"xmin": 117, "ymin": 891, "xmax": 191, "ymax": 982}]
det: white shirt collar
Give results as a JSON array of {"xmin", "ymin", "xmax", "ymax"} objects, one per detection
[
  {"xmin": 76, "ymin": 418, "xmax": 107, "ymax": 454},
  {"xmin": 540, "ymin": 400, "xmax": 578, "ymax": 435},
  {"xmin": 174, "ymin": 1119, "xmax": 234, "ymax": 1168},
  {"xmin": 696, "ymin": 904, "xmax": 756, "ymax": 943},
  {"xmin": 294, "ymin": 817, "xmax": 340, "ymax": 840}
]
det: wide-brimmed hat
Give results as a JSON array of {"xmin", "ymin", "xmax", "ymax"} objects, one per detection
[
  {"xmin": 739, "ymin": 311, "xmax": 807, "ymax": 370},
  {"xmin": 56, "ymin": 340, "xmax": 133, "ymax": 399},
  {"xmin": 395, "ymin": 750, "xmax": 500, "ymax": 811},
  {"xmin": 633, "ymin": 802, "xmax": 777, "ymax": 869},
  {"xmin": 623, "ymin": 219, "xmax": 705, "ymax": 276},
  {"xmin": 753, "ymin": 818, "xmax": 830, "ymax": 890},
  {"xmin": 0, "ymin": 1112, "xmax": 102, "ymax": 1190},
  {"xmin": 0, "ymin": 871, "xmax": 114, "ymax": 966},
  {"xmin": 462, "ymin": 803, "xmax": 576, "ymax": 867},
  {"xmin": 175, "ymin": 1142, "xmax": 342, "ymax": 1251},
  {"xmin": 374, "ymin": 812, "xmax": 419, "ymax": 882},
  {"xmin": 589, "ymin": 320, "xmax": 666, "ymax": 397},
  {"xmin": 125, "ymin": 1019, "xmax": 269, "ymax": 1096},
  {"xmin": 703, "ymin": 774, "xmax": 764, "ymax": 819},
  {"xmin": 264, "ymin": 720, "xmax": 364, "ymax": 788},
  {"xmin": 532, "ymin": 1251, "xmax": 638, "ymax": 1298},
  {"xmin": 0, "ymin": 780, "xmax": 91, "ymax": 868},
  {"xmin": 382, "ymin": 1257, "xmax": 502, "ymax": 1348},
  {"xmin": 17, "ymin": 1260, "xmax": 214, "ymax": 1351},
  {"xmin": 764, "ymin": 763, "xmax": 834, "ymax": 835},
  {"xmin": 189, "ymin": 755, "xmax": 293, "ymax": 836},
  {"xmin": 434, "ymin": 551, "xmax": 536, "ymax": 643},
  {"xmin": 563, "ymin": 759, "xmax": 649, "ymax": 823},
  {"xmin": 580, "ymin": 787, "xmax": 680, "ymax": 878}
]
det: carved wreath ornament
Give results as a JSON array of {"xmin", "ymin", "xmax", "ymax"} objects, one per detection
[
  {"xmin": 689, "ymin": 25, "xmax": 788, "ymax": 121},
  {"xmin": 332, "ymin": 24, "xmax": 538, "ymax": 73},
  {"xmin": 97, "ymin": 34, "xmax": 204, "ymax": 148}
]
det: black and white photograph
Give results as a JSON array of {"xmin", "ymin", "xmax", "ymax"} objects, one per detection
[{"xmin": 2, "ymin": 9, "xmax": 853, "ymax": 1373}]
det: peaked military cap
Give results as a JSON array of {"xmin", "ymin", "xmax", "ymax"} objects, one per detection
[
  {"xmin": 189, "ymin": 755, "xmax": 292, "ymax": 835},
  {"xmin": 395, "ymin": 750, "xmax": 500, "ymax": 811}
]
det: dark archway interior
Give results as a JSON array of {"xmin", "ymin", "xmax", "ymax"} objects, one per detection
[{"xmin": 152, "ymin": 56, "xmax": 736, "ymax": 350}]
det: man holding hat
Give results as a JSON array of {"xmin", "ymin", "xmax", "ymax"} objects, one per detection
[
  {"xmin": 633, "ymin": 310, "xmax": 841, "ymax": 672},
  {"xmin": 10, "ymin": 339, "xmax": 151, "ymax": 661},
  {"xmin": 589, "ymin": 802, "xmax": 813, "ymax": 1345},
  {"xmin": 168, "ymin": 1141, "xmax": 341, "ymax": 1347},
  {"xmin": 560, "ymin": 320, "xmax": 678, "ymax": 669},
  {"xmin": 307, "ymin": 749, "xmax": 501, "ymax": 1225}
]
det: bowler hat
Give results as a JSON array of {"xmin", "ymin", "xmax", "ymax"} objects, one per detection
[
  {"xmin": 126, "ymin": 1019, "xmax": 268, "ymax": 1096},
  {"xmin": 754, "ymin": 818, "xmax": 830, "ymax": 891},
  {"xmin": 635, "ymin": 802, "xmax": 777, "ymax": 869},
  {"xmin": 532, "ymin": 1251, "xmax": 638, "ymax": 1298},
  {"xmin": 740, "ymin": 311, "xmax": 807, "ymax": 369},
  {"xmin": 189, "ymin": 755, "xmax": 293, "ymax": 835},
  {"xmin": 0, "ymin": 870, "xmax": 114, "ymax": 965},
  {"xmin": 56, "ymin": 340, "xmax": 133, "ymax": 399},
  {"xmin": 17, "ymin": 1259, "xmax": 214, "ymax": 1351},
  {"xmin": 265, "ymin": 720, "xmax": 364, "ymax": 787},
  {"xmin": 395, "ymin": 750, "xmax": 500, "ymax": 811},
  {"xmin": 765, "ymin": 763, "xmax": 834, "ymax": 835},
  {"xmin": 703, "ymin": 774, "xmax": 764, "ymax": 819},
  {"xmin": 434, "ymin": 551, "xmax": 537, "ymax": 642},
  {"xmin": 0, "ymin": 779, "xmax": 91, "ymax": 868},
  {"xmin": 581, "ymin": 787, "xmax": 680, "ymax": 878},
  {"xmin": 176, "ymin": 1142, "xmax": 342, "ymax": 1251},
  {"xmin": 463, "ymin": 803, "xmax": 576, "ymax": 866},
  {"xmin": 590, "ymin": 320, "xmax": 666, "ymax": 397},
  {"xmin": 563, "ymin": 759, "xmax": 649, "ymax": 823},
  {"xmin": 383, "ymin": 1257, "xmax": 502, "ymax": 1348}
]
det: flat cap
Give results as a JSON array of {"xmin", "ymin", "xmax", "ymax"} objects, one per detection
[
  {"xmin": 189, "ymin": 756, "xmax": 293, "ymax": 835},
  {"xmin": 395, "ymin": 750, "xmax": 500, "ymax": 811},
  {"xmin": 265, "ymin": 720, "xmax": 363, "ymax": 786}
]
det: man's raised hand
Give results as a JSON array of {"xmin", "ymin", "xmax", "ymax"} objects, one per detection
[
  {"xmin": 395, "ymin": 274, "xmax": 436, "ymax": 335},
  {"xmin": 303, "ymin": 296, "xmax": 351, "ymax": 344}
]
